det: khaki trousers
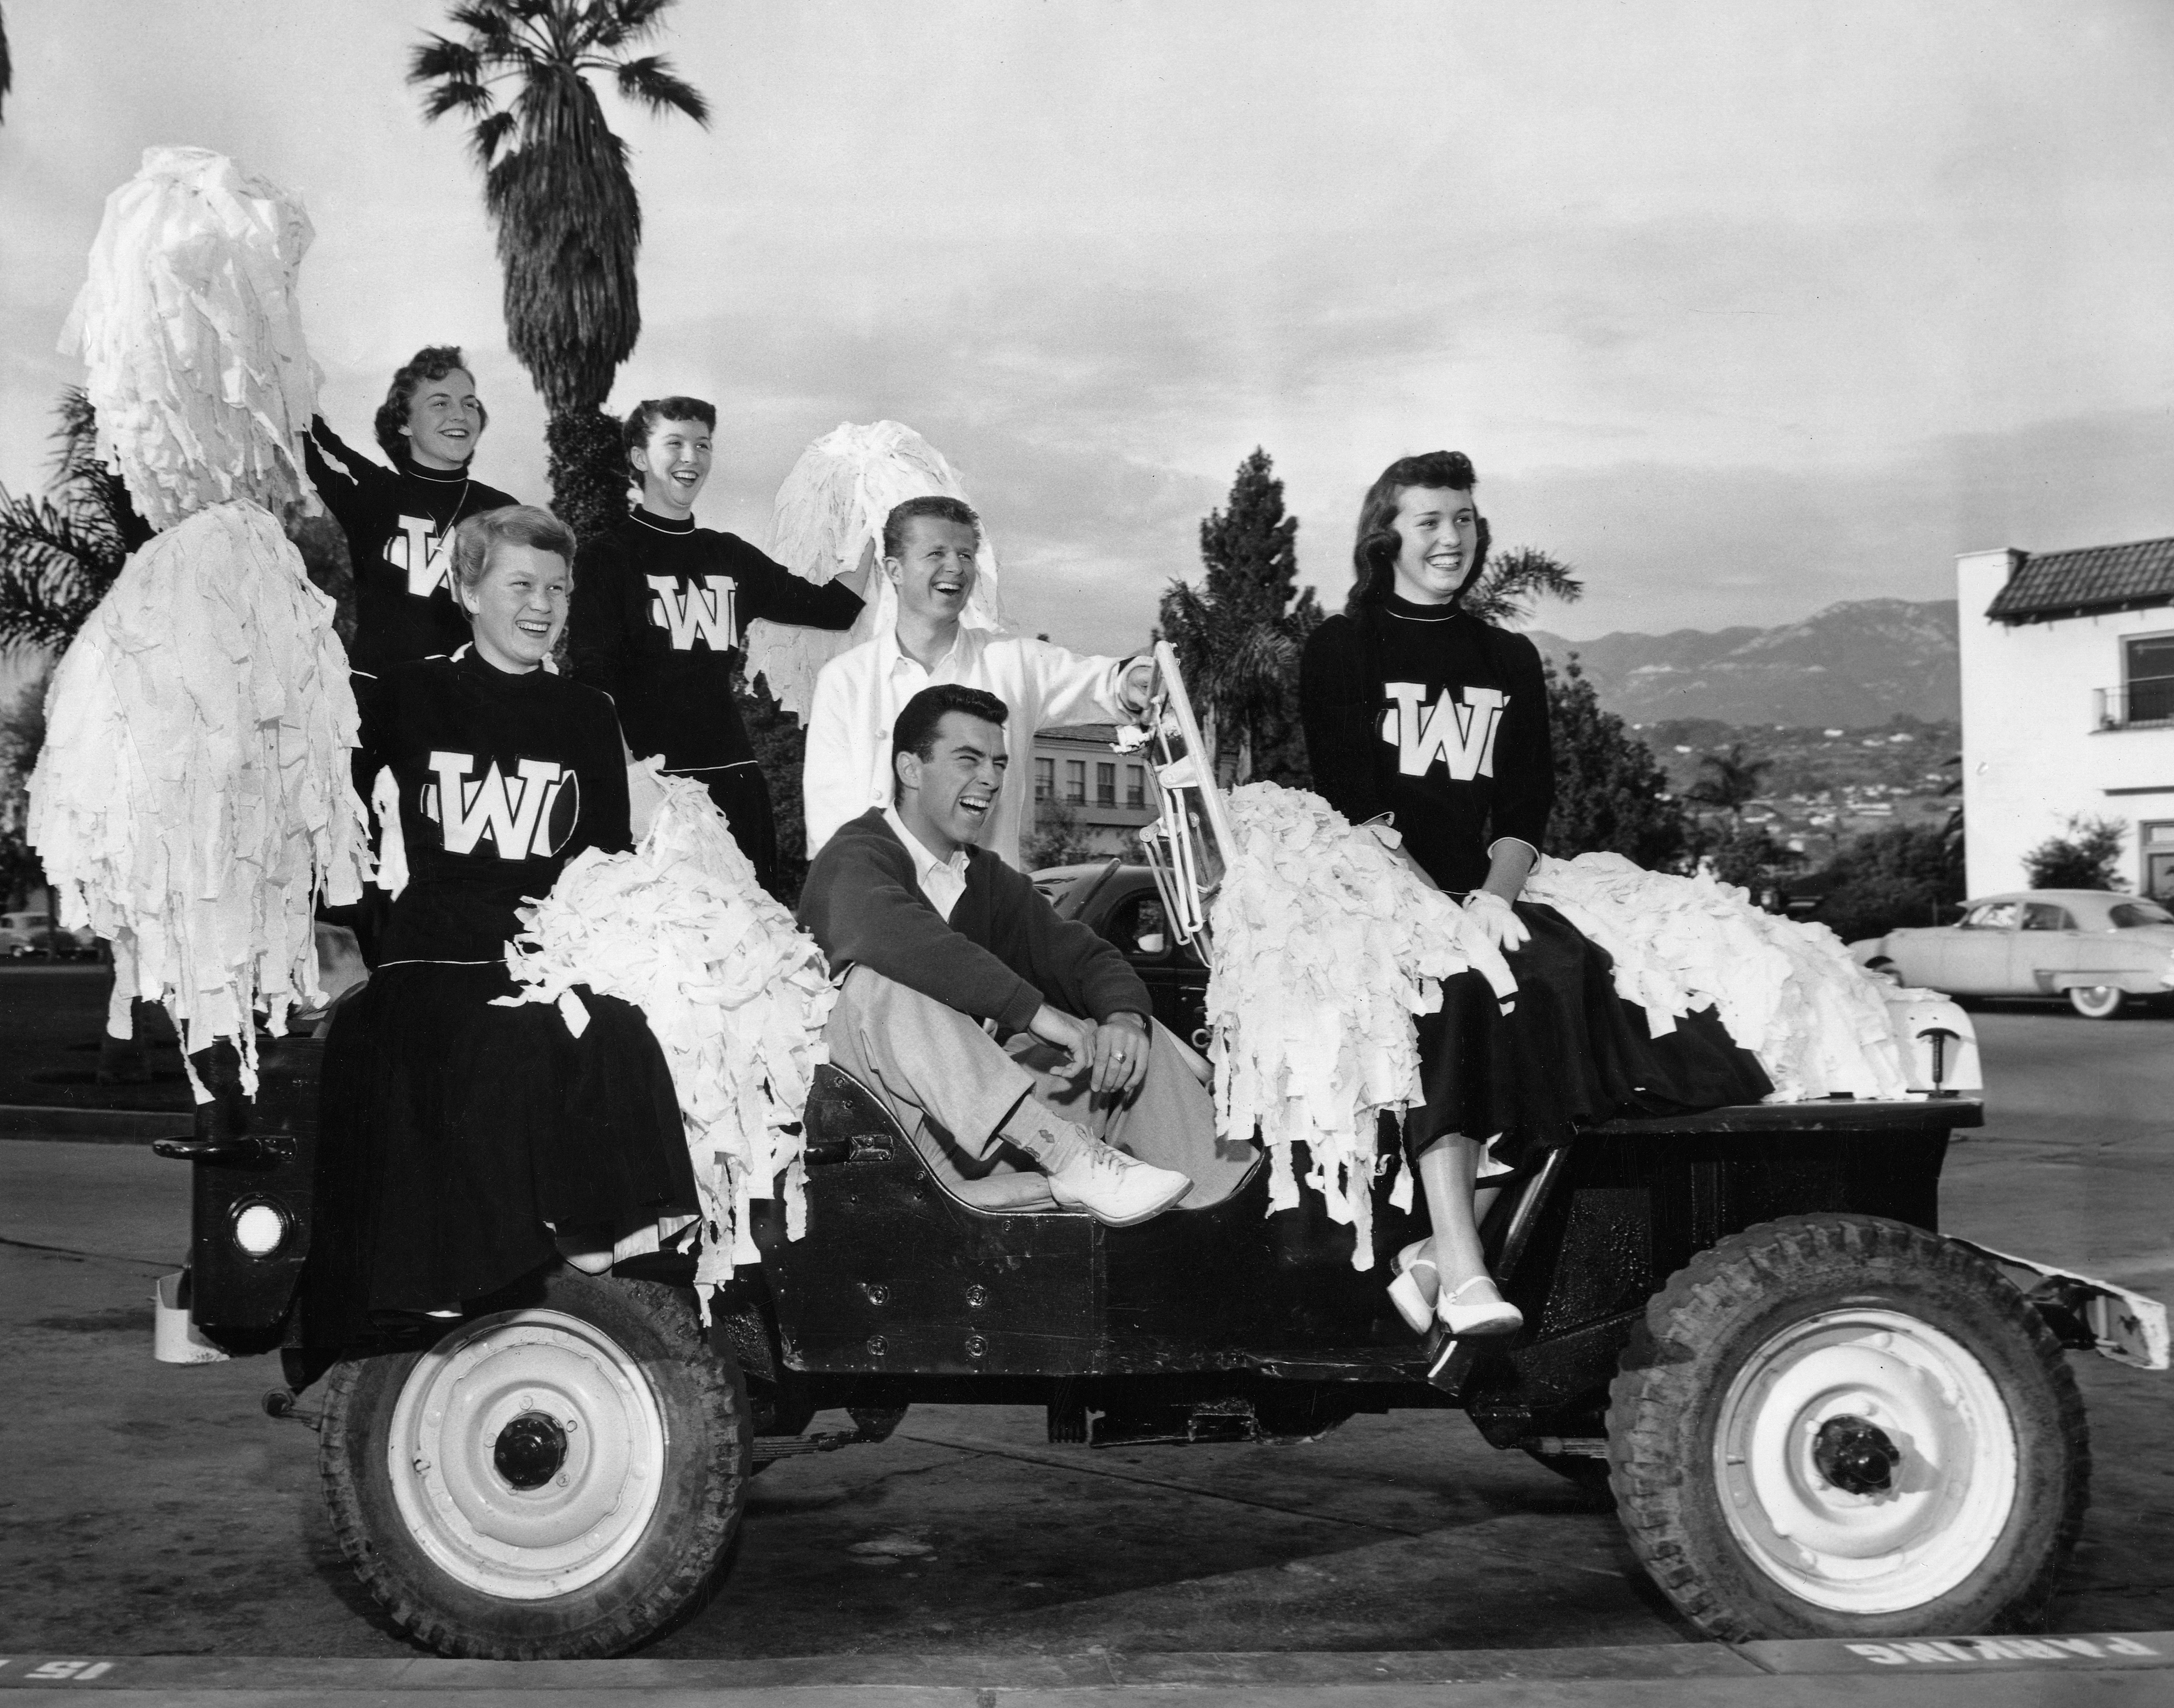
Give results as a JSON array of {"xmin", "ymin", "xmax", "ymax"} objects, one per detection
[{"xmin": 823, "ymin": 966, "xmax": 1256, "ymax": 1210}]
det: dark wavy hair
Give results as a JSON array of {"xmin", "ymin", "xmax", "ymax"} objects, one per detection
[
  {"xmin": 623, "ymin": 396, "xmax": 716, "ymax": 458},
  {"xmin": 882, "ymin": 494, "xmax": 981, "ymax": 562},
  {"xmin": 373, "ymin": 346, "xmax": 487, "ymax": 462},
  {"xmin": 891, "ymin": 683, "xmax": 1010, "ymax": 794},
  {"xmin": 1347, "ymin": 450, "xmax": 1489, "ymax": 612}
]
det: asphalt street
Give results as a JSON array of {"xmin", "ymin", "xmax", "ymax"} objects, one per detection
[{"xmin": 0, "ymin": 998, "xmax": 2169, "ymax": 1686}]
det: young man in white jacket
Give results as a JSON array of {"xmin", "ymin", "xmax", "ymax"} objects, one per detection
[{"xmin": 802, "ymin": 495, "xmax": 1155, "ymax": 870}]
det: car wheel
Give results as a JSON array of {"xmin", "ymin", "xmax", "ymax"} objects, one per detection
[
  {"xmin": 1608, "ymin": 1213, "xmax": 2087, "ymax": 1641},
  {"xmin": 318, "ymin": 1271, "xmax": 749, "ymax": 1658},
  {"xmin": 2067, "ymin": 985, "xmax": 2124, "ymax": 1020}
]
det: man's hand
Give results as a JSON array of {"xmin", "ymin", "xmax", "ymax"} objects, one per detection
[
  {"xmin": 1028, "ymin": 1004, "xmax": 1098, "ymax": 1077},
  {"xmin": 1090, "ymin": 1011, "xmax": 1150, "ymax": 1097},
  {"xmin": 1118, "ymin": 657, "xmax": 1160, "ymax": 717},
  {"xmin": 838, "ymin": 537, "xmax": 877, "ymax": 602}
]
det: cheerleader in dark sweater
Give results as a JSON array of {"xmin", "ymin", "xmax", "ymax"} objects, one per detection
[
  {"xmin": 566, "ymin": 397, "xmax": 868, "ymax": 894},
  {"xmin": 303, "ymin": 346, "xmax": 520, "ymax": 678},
  {"xmin": 1300, "ymin": 452, "xmax": 1769, "ymax": 1343},
  {"xmin": 306, "ymin": 506, "xmax": 695, "ymax": 1348}
]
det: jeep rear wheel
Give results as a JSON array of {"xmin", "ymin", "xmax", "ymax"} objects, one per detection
[
  {"xmin": 1608, "ymin": 1214, "xmax": 2087, "ymax": 1641},
  {"xmin": 319, "ymin": 1271, "xmax": 747, "ymax": 1658}
]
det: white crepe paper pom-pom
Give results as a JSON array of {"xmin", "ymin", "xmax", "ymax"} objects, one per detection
[
  {"xmin": 60, "ymin": 147, "xmax": 321, "ymax": 532},
  {"xmin": 1204, "ymin": 783, "xmax": 1514, "ymax": 1271},
  {"xmin": 747, "ymin": 421, "xmax": 1005, "ymax": 722},
  {"xmin": 497, "ymin": 763, "xmax": 838, "ymax": 1293},
  {"xmin": 1521, "ymin": 853, "xmax": 1912, "ymax": 1102},
  {"xmin": 27, "ymin": 504, "xmax": 369, "ymax": 1099}
]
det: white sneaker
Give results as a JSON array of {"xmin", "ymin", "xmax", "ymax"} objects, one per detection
[{"xmin": 1046, "ymin": 1142, "xmax": 1191, "ymax": 1226}]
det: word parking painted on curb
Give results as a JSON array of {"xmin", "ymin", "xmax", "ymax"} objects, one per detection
[{"xmin": 1744, "ymin": 1631, "xmax": 2170, "ymax": 1674}]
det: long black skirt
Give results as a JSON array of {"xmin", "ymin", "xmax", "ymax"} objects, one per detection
[
  {"xmin": 1408, "ymin": 902, "xmax": 1773, "ymax": 1172},
  {"xmin": 304, "ymin": 962, "xmax": 697, "ymax": 1348}
]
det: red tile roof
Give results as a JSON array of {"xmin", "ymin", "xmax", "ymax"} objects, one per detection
[{"xmin": 1986, "ymin": 535, "xmax": 2174, "ymax": 622}]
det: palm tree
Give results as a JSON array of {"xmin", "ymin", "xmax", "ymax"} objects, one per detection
[
  {"xmin": 1460, "ymin": 544, "xmax": 1583, "ymax": 627},
  {"xmin": 0, "ymin": 389, "xmax": 150, "ymax": 655},
  {"xmin": 409, "ymin": 1, "xmax": 709, "ymax": 542},
  {"xmin": 1157, "ymin": 581, "xmax": 1320, "ymax": 788},
  {"xmin": 1688, "ymin": 742, "xmax": 1771, "ymax": 819}
]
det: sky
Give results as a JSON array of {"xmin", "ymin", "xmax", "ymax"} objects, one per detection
[{"xmin": 3, "ymin": 0, "xmax": 2172, "ymax": 666}]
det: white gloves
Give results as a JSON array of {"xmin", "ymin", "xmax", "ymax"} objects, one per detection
[{"xmin": 1462, "ymin": 889, "xmax": 1531, "ymax": 953}]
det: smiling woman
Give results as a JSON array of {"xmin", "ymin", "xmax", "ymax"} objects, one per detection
[
  {"xmin": 304, "ymin": 347, "xmax": 522, "ymax": 678},
  {"xmin": 306, "ymin": 504, "xmax": 698, "ymax": 1352}
]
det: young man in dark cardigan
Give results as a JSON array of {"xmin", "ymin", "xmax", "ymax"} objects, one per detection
[{"xmin": 798, "ymin": 684, "xmax": 1255, "ymax": 1224}]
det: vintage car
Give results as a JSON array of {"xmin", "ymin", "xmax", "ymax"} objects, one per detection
[
  {"xmin": 1033, "ymin": 858, "xmax": 1209, "ymax": 1049},
  {"xmin": 1852, "ymin": 889, "xmax": 2174, "ymax": 1019},
  {"xmin": 0, "ymin": 908, "xmax": 96, "ymax": 960},
  {"xmin": 143, "ymin": 651, "xmax": 2168, "ymax": 1661}
]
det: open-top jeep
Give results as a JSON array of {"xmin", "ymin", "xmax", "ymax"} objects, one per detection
[{"xmin": 150, "ymin": 652, "xmax": 2167, "ymax": 1659}]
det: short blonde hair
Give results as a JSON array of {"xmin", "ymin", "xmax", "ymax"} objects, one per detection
[{"xmin": 449, "ymin": 505, "xmax": 577, "ymax": 602}]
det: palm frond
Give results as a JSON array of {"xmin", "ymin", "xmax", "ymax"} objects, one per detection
[
  {"xmin": 0, "ymin": 488, "xmax": 124, "ymax": 655},
  {"xmin": 606, "ymin": 0, "xmax": 677, "ymax": 47},
  {"xmin": 409, "ymin": 34, "xmax": 483, "ymax": 87},
  {"xmin": 449, "ymin": 0, "xmax": 523, "ymax": 41},
  {"xmin": 611, "ymin": 54, "xmax": 710, "ymax": 123},
  {"xmin": 1462, "ymin": 544, "xmax": 1583, "ymax": 626},
  {"xmin": 469, "ymin": 107, "xmax": 519, "ymax": 167}
]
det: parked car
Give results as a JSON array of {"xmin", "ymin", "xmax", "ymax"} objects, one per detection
[
  {"xmin": 0, "ymin": 908, "xmax": 95, "ymax": 960},
  {"xmin": 1034, "ymin": 859, "xmax": 1209, "ymax": 1049},
  {"xmin": 1851, "ymin": 889, "xmax": 2174, "ymax": 1018}
]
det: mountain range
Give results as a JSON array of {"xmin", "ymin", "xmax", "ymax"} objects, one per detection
[{"xmin": 1525, "ymin": 598, "xmax": 1959, "ymax": 727}]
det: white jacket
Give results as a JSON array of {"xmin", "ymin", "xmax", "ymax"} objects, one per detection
[{"xmin": 803, "ymin": 625, "xmax": 1135, "ymax": 870}]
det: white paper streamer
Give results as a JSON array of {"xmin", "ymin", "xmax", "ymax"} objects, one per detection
[
  {"xmin": 1204, "ymin": 784, "xmax": 1513, "ymax": 1270},
  {"xmin": 59, "ymin": 146, "xmax": 321, "ymax": 531},
  {"xmin": 497, "ymin": 766, "xmax": 836, "ymax": 1288},
  {"xmin": 28, "ymin": 504, "xmax": 369, "ymax": 1097},
  {"xmin": 1521, "ymin": 852, "xmax": 1913, "ymax": 1102}
]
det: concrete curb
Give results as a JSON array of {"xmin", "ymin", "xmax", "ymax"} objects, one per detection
[
  {"xmin": 0, "ymin": 1635, "xmax": 2165, "ymax": 1696},
  {"xmin": 0, "ymin": 1105, "xmax": 190, "ymax": 1143}
]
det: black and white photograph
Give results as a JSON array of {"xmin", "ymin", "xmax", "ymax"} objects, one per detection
[{"xmin": 0, "ymin": 4, "xmax": 2170, "ymax": 1703}]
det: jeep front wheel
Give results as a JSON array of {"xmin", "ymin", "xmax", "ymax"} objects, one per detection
[
  {"xmin": 1608, "ymin": 1214, "xmax": 2087, "ymax": 1641},
  {"xmin": 319, "ymin": 1271, "xmax": 747, "ymax": 1658}
]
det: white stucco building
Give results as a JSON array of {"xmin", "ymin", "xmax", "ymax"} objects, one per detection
[{"xmin": 1958, "ymin": 536, "xmax": 2174, "ymax": 900}]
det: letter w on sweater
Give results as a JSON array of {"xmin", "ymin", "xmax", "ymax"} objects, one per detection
[
  {"xmin": 392, "ymin": 515, "xmax": 459, "ymax": 597},
  {"xmin": 1380, "ymin": 683, "xmax": 1508, "ymax": 779},
  {"xmin": 423, "ymin": 752, "xmax": 569, "ymax": 858},
  {"xmin": 647, "ymin": 575, "xmax": 737, "ymax": 650}
]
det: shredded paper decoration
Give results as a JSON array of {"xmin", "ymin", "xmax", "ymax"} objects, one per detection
[
  {"xmin": 59, "ymin": 146, "xmax": 321, "ymax": 532},
  {"xmin": 1203, "ymin": 784, "xmax": 1515, "ymax": 1270},
  {"xmin": 1521, "ymin": 852, "xmax": 1913, "ymax": 1101},
  {"xmin": 747, "ymin": 420, "xmax": 1005, "ymax": 720},
  {"xmin": 28, "ymin": 504, "xmax": 369, "ymax": 1096},
  {"xmin": 498, "ymin": 767, "xmax": 838, "ymax": 1290}
]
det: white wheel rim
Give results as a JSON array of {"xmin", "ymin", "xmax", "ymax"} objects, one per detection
[
  {"xmin": 2074, "ymin": 987, "xmax": 2117, "ymax": 1015},
  {"xmin": 386, "ymin": 1308, "xmax": 667, "ymax": 1601},
  {"xmin": 1714, "ymin": 1307, "xmax": 2017, "ymax": 1614}
]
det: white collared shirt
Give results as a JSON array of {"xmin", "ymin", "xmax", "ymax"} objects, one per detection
[
  {"xmin": 804, "ymin": 625, "xmax": 1136, "ymax": 870},
  {"xmin": 882, "ymin": 805, "xmax": 971, "ymax": 921}
]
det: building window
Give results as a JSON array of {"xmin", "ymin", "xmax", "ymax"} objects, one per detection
[
  {"xmin": 1034, "ymin": 757, "xmax": 1054, "ymax": 802},
  {"xmin": 1125, "ymin": 764, "xmax": 1145, "ymax": 807},
  {"xmin": 1064, "ymin": 759, "xmax": 1086, "ymax": 803},
  {"xmin": 1096, "ymin": 762, "xmax": 1117, "ymax": 806},
  {"xmin": 2125, "ymin": 635, "xmax": 2174, "ymax": 726}
]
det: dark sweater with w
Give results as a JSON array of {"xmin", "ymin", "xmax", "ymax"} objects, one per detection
[{"xmin": 799, "ymin": 810, "xmax": 1150, "ymax": 1032}]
